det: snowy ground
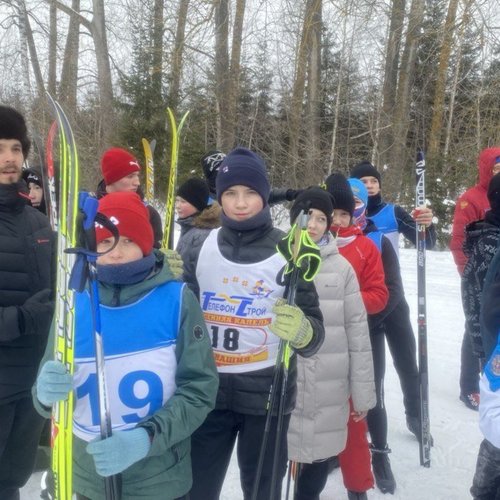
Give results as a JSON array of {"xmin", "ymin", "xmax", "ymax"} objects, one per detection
[{"xmin": 22, "ymin": 248, "xmax": 482, "ymax": 499}]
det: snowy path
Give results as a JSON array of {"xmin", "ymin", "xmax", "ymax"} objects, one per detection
[{"xmin": 22, "ymin": 249, "xmax": 481, "ymax": 499}]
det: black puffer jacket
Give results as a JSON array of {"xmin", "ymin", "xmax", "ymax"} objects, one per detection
[
  {"xmin": 0, "ymin": 182, "xmax": 55, "ymax": 403},
  {"xmin": 462, "ymin": 211, "xmax": 500, "ymax": 359},
  {"xmin": 186, "ymin": 218, "xmax": 324, "ymax": 415}
]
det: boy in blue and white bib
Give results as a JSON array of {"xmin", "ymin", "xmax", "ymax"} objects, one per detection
[
  {"xmin": 187, "ymin": 147, "xmax": 325, "ymax": 500},
  {"xmin": 34, "ymin": 191, "xmax": 218, "ymax": 500}
]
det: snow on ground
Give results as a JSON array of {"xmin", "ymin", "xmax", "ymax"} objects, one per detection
[{"xmin": 22, "ymin": 249, "xmax": 482, "ymax": 499}]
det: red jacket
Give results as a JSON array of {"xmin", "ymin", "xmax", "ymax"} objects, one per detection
[
  {"xmin": 450, "ymin": 147, "xmax": 500, "ymax": 275},
  {"xmin": 332, "ymin": 224, "xmax": 389, "ymax": 315}
]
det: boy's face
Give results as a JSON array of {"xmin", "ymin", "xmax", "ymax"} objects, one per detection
[
  {"xmin": 28, "ymin": 182, "xmax": 43, "ymax": 207},
  {"xmin": 332, "ymin": 208, "xmax": 352, "ymax": 228},
  {"xmin": 220, "ymin": 185, "xmax": 264, "ymax": 221},
  {"xmin": 493, "ymin": 163, "xmax": 500, "ymax": 176},
  {"xmin": 306, "ymin": 208, "xmax": 328, "ymax": 243},
  {"xmin": 175, "ymin": 196, "xmax": 198, "ymax": 219},
  {"xmin": 360, "ymin": 176, "xmax": 380, "ymax": 196},
  {"xmin": 97, "ymin": 235, "xmax": 144, "ymax": 265},
  {"xmin": 0, "ymin": 139, "xmax": 23, "ymax": 185},
  {"xmin": 106, "ymin": 172, "xmax": 140, "ymax": 193}
]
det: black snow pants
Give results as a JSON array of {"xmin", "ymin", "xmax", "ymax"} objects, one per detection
[
  {"xmin": 460, "ymin": 324, "xmax": 481, "ymax": 395},
  {"xmin": 471, "ymin": 439, "xmax": 500, "ymax": 499}
]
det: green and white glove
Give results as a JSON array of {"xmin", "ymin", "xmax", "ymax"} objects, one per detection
[
  {"xmin": 160, "ymin": 249, "xmax": 184, "ymax": 279},
  {"xmin": 269, "ymin": 298, "xmax": 313, "ymax": 349}
]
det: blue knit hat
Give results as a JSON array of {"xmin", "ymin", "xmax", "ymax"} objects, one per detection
[
  {"xmin": 216, "ymin": 147, "xmax": 270, "ymax": 204},
  {"xmin": 348, "ymin": 178, "xmax": 368, "ymax": 206}
]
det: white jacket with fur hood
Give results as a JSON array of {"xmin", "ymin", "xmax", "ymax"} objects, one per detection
[{"xmin": 287, "ymin": 233, "xmax": 376, "ymax": 463}]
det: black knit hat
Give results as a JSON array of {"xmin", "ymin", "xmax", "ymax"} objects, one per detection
[
  {"xmin": 22, "ymin": 167, "xmax": 43, "ymax": 188},
  {"xmin": 216, "ymin": 147, "xmax": 270, "ymax": 204},
  {"xmin": 488, "ymin": 173, "xmax": 500, "ymax": 213},
  {"xmin": 350, "ymin": 160, "xmax": 381, "ymax": 187},
  {"xmin": 290, "ymin": 187, "xmax": 334, "ymax": 229},
  {"xmin": 177, "ymin": 177, "xmax": 210, "ymax": 213},
  {"xmin": 323, "ymin": 172, "xmax": 355, "ymax": 216},
  {"xmin": 0, "ymin": 105, "xmax": 31, "ymax": 158}
]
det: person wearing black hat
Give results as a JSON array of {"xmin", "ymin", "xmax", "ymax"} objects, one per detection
[
  {"xmin": 350, "ymin": 160, "xmax": 436, "ymax": 256},
  {"xmin": 0, "ymin": 105, "xmax": 55, "ymax": 500},
  {"xmin": 351, "ymin": 161, "xmax": 436, "ymax": 438},
  {"xmin": 22, "ymin": 167, "xmax": 46, "ymax": 214},
  {"xmin": 287, "ymin": 187, "xmax": 376, "ymax": 500},
  {"xmin": 187, "ymin": 147, "xmax": 324, "ymax": 500},
  {"xmin": 175, "ymin": 177, "xmax": 221, "ymax": 290},
  {"xmin": 324, "ymin": 173, "xmax": 392, "ymax": 495}
]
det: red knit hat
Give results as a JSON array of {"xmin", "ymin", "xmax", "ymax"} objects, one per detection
[
  {"xmin": 96, "ymin": 192, "xmax": 153, "ymax": 256},
  {"xmin": 101, "ymin": 147, "xmax": 141, "ymax": 186}
]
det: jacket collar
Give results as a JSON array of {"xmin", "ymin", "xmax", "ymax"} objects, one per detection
[{"xmin": 0, "ymin": 181, "xmax": 29, "ymax": 213}]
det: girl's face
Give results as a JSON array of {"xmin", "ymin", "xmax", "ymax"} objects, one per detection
[
  {"xmin": 97, "ymin": 235, "xmax": 143, "ymax": 265},
  {"xmin": 175, "ymin": 196, "xmax": 198, "ymax": 219},
  {"xmin": 221, "ymin": 185, "xmax": 264, "ymax": 221},
  {"xmin": 332, "ymin": 208, "xmax": 352, "ymax": 228},
  {"xmin": 306, "ymin": 208, "xmax": 328, "ymax": 243},
  {"xmin": 28, "ymin": 183, "xmax": 44, "ymax": 207}
]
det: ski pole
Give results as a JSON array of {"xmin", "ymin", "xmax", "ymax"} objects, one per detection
[
  {"xmin": 416, "ymin": 149, "xmax": 431, "ymax": 467},
  {"xmin": 252, "ymin": 209, "xmax": 321, "ymax": 500},
  {"xmin": 67, "ymin": 193, "xmax": 122, "ymax": 499}
]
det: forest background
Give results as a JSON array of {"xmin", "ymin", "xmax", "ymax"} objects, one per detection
[{"xmin": 1, "ymin": 0, "xmax": 499, "ymax": 247}]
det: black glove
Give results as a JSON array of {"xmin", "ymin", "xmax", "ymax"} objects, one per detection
[
  {"xmin": 286, "ymin": 189, "xmax": 304, "ymax": 201},
  {"xmin": 19, "ymin": 289, "xmax": 54, "ymax": 336}
]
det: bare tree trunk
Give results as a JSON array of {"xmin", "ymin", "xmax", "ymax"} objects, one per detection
[
  {"xmin": 168, "ymin": 0, "xmax": 187, "ymax": 110},
  {"xmin": 427, "ymin": 0, "xmax": 459, "ymax": 158},
  {"xmin": 444, "ymin": 0, "xmax": 473, "ymax": 162},
  {"xmin": 152, "ymin": 0, "xmax": 165, "ymax": 105},
  {"xmin": 305, "ymin": 0, "xmax": 322, "ymax": 175},
  {"xmin": 16, "ymin": 0, "xmax": 32, "ymax": 104},
  {"xmin": 214, "ymin": 0, "xmax": 230, "ymax": 150},
  {"xmin": 48, "ymin": 0, "xmax": 57, "ymax": 96},
  {"xmin": 59, "ymin": 0, "xmax": 80, "ymax": 113},
  {"xmin": 225, "ymin": 0, "xmax": 246, "ymax": 151},
  {"xmin": 19, "ymin": 1, "xmax": 45, "ymax": 97},
  {"xmin": 328, "ymin": 6, "xmax": 348, "ymax": 175},
  {"xmin": 289, "ymin": 0, "xmax": 318, "ymax": 183},
  {"xmin": 377, "ymin": 0, "xmax": 405, "ymax": 168},
  {"xmin": 387, "ymin": 0, "xmax": 425, "ymax": 195}
]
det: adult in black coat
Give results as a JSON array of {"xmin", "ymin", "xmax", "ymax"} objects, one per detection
[
  {"xmin": 464, "ymin": 174, "xmax": 500, "ymax": 363},
  {"xmin": 0, "ymin": 106, "xmax": 55, "ymax": 500}
]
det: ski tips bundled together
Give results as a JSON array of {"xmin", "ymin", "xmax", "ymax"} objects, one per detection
[{"xmin": 0, "ymin": 105, "xmax": 31, "ymax": 157}]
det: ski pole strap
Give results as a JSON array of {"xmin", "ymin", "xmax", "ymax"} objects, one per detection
[
  {"xmin": 66, "ymin": 192, "xmax": 120, "ymax": 292},
  {"xmin": 276, "ymin": 217, "xmax": 321, "ymax": 283}
]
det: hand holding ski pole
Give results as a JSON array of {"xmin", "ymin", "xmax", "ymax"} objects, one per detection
[
  {"xmin": 87, "ymin": 428, "xmax": 151, "ymax": 477},
  {"xmin": 37, "ymin": 360, "xmax": 73, "ymax": 407},
  {"xmin": 412, "ymin": 206, "xmax": 433, "ymax": 227},
  {"xmin": 270, "ymin": 298, "xmax": 313, "ymax": 349}
]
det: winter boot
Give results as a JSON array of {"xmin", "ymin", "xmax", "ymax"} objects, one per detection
[
  {"xmin": 40, "ymin": 470, "xmax": 55, "ymax": 500},
  {"xmin": 460, "ymin": 392, "xmax": 480, "ymax": 411},
  {"xmin": 370, "ymin": 445, "xmax": 396, "ymax": 494},
  {"xmin": 347, "ymin": 490, "xmax": 368, "ymax": 499},
  {"xmin": 406, "ymin": 415, "xmax": 434, "ymax": 446}
]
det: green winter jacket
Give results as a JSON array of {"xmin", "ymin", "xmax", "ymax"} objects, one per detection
[{"xmin": 33, "ymin": 251, "xmax": 219, "ymax": 499}]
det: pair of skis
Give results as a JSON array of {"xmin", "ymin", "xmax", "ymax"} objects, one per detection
[
  {"xmin": 46, "ymin": 94, "xmax": 79, "ymax": 500},
  {"xmin": 141, "ymin": 108, "xmax": 189, "ymax": 250}
]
